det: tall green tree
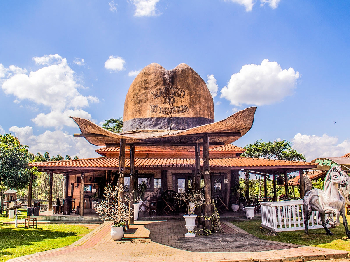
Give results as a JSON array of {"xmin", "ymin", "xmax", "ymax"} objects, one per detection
[
  {"xmin": 102, "ymin": 118, "xmax": 123, "ymax": 133},
  {"xmin": 241, "ymin": 140, "xmax": 306, "ymax": 161},
  {"xmin": 0, "ymin": 134, "xmax": 31, "ymax": 189}
]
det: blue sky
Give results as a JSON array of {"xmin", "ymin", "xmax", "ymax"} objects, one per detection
[{"xmin": 0, "ymin": 0, "xmax": 350, "ymax": 161}]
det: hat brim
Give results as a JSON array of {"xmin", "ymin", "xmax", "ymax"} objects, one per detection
[{"xmin": 72, "ymin": 107, "xmax": 256, "ymax": 147}]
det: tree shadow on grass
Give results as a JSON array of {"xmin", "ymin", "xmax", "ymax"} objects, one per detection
[{"xmin": 0, "ymin": 226, "xmax": 78, "ymax": 257}]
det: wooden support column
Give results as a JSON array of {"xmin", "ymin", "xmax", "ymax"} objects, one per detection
[
  {"xmin": 299, "ymin": 170, "xmax": 305, "ymax": 199},
  {"xmin": 231, "ymin": 170, "xmax": 239, "ymax": 204},
  {"xmin": 119, "ymin": 139, "xmax": 126, "ymax": 201},
  {"xmin": 245, "ymin": 172, "xmax": 250, "ymax": 205},
  {"xmin": 284, "ymin": 171, "xmax": 289, "ymax": 199},
  {"xmin": 48, "ymin": 171, "xmax": 53, "ymax": 211},
  {"xmin": 129, "ymin": 144, "xmax": 135, "ymax": 225},
  {"xmin": 195, "ymin": 142, "xmax": 201, "ymax": 191},
  {"xmin": 264, "ymin": 174, "xmax": 268, "ymax": 201},
  {"xmin": 272, "ymin": 172, "xmax": 277, "ymax": 202},
  {"xmin": 80, "ymin": 173, "xmax": 85, "ymax": 216},
  {"xmin": 225, "ymin": 172, "xmax": 231, "ymax": 207},
  {"xmin": 203, "ymin": 134, "xmax": 212, "ymax": 231},
  {"xmin": 28, "ymin": 172, "xmax": 34, "ymax": 208},
  {"xmin": 64, "ymin": 173, "xmax": 69, "ymax": 199}
]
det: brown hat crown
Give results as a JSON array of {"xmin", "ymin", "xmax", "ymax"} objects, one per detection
[{"xmin": 123, "ymin": 63, "xmax": 214, "ymax": 132}]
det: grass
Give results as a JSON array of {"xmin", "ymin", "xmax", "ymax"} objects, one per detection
[
  {"xmin": 0, "ymin": 212, "xmax": 93, "ymax": 261},
  {"xmin": 232, "ymin": 216, "xmax": 350, "ymax": 251}
]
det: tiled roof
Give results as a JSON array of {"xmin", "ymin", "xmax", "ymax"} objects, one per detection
[
  {"xmin": 343, "ymin": 153, "xmax": 350, "ymax": 158},
  {"xmin": 288, "ymin": 170, "xmax": 325, "ymax": 186},
  {"xmin": 210, "ymin": 144, "xmax": 245, "ymax": 152},
  {"xmin": 30, "ymin": 156, "xmax": 315, "ymax": 171},
  {"xmin": 96, "ymin": 144, "xmax": 245, "ymax": 154}
]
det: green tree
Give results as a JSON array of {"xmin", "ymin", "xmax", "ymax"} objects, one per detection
[
  {"xmin": 241, "ymin": 140, "xmax": 306, "ymax": 161},
  {"xmin": 0, "ymin": 134, "xmax": 31, "ymax": 189},
  {"xmin": 102, "ymin": 118, "xmax": 123, "ymax": 133}
]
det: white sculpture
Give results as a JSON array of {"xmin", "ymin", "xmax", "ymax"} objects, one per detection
[{"xmin": 304, "ymin": 166, "xmax": 350, "ymax": 237}]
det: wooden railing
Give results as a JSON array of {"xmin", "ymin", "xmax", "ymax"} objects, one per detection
[{"xmin": 261, "ymin": 200, "xmax": 331, "ymax": 232}]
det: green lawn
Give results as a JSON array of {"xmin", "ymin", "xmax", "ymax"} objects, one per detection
[
  {"xmin": 0, "ymin": 212, "xmax": 93, "ymax": 262},
  {"xmin": 232, "ymin": 217, "xmax": 350, "ymax": 251}
]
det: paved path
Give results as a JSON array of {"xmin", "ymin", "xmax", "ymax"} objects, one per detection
[{"xmin": 8, "ymin": 220, "xmax": 350, "ymax": 262}]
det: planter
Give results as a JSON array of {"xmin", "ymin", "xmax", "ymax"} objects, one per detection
[
  {"xmin": 133, "ymin": 203, "xmax": 140, "ymax": 221},
  {"xmin": 111, "ymin": 226, "xmax": 124, "ymax": 241},
  {"xmin": 231, "ymin": 204, "xmax": 239, "ymax": 212},
  {"xmin": 183, "ymin": 214, "xmax": 197, "ymax": 237},
  {"xmin": 245, "ymin": 207, "xmax": 255, "ymax": 219}
]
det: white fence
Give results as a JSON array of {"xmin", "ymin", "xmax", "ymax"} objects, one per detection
[{"xmin": 261, "ymin": 200, "xmax": 332, "ymax": 232}]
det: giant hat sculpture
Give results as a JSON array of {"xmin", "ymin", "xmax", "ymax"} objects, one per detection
[{"xmin": 73, "ymin": 63, "xmax": 256, "ymax": 147}]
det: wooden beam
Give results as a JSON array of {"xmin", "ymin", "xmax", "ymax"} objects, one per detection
[
  {"xmin": 299, "ymin": 170, "xmax": 305, "ymax": 199},
  {"xmin": 284, "ymin": 171, "xmax": 289, "ymax": 199},
  {"xmin": 203, "ymin": 134, "xmax": 212, "ymax": 231},
  {"xmin": 129, "ymin": 144, "xmax": 135, "ymax": 225},
  {"xmin": 119, "ymin": 139, "xmax": 126, "ymax": 201},
  {"xmin": 80, "ymin": 173, "xmax": 85, "ymax": 216},
  {"xmin": 264, "ymin": 174, "xmax": 268, "ymax": 201},
  {"xmin": 273, "ymin": 172, "xmax": 277, "ymax": 202},
  {"xmin": 245, "ymin": 171, "xmax": 250, "ymax": 205},
  {"xmin": 195, "ymin": 142, "xmax": 201, "ymax": 191}
]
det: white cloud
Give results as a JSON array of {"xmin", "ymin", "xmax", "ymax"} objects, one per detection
[
  {"xmin": 73, "ymin": 58, "xmax": 85, "ymax": 66},
  {"xmin": 104, "ymin": 56, "xmax": 125, "ymax": 71},
  {"xmin": 32, "ymin": 109, "xmax": 92, "ymax": 128},
  {"xmin": 109, "ymin": 1, "xmax": 118, "ymax": 12},
  {"xmin": 131, "ymin": 0, "xmax": 160, "ymax": 17},
  {"xmin": 128, "ymin": 70, "xmax": 141, "ymax": 77},
  {"xmin": 1, "ymin": 54, "xmax": 99, "ymax": 128},
  {"xmin": 292, "ymin": 133, "xmax": 350, "ymax": 161},
  {"xmin": 206, "ymin": 74, "xmax": 219, "ymax": 98},
  {"xmin": 225, "ymin": 0, "xmax": 255, "ymax": 12},
  {"xmin": 0, "ymin": 126, "xmax": 5, "ymax": 135},
  {"xmin": 260, "ymin": 0, "xmax": 280, "ymax": 9},
  {"xmin": 220, "ymin": 59, "xmax": 299, "ymax": 106},
  {"xmin": 33, "ymin": 54, "xmax": 62, "ymax": 66},
  {"xmin": 9, "ymin": 126, "xmax": 98, "ymax": 158}
]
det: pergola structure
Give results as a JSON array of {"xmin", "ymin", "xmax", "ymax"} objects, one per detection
[{"xmin": 29, "ymin": 63, "xmax": 317, "ymax": 226}]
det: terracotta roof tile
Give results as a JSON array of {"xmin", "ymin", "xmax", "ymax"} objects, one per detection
[{"xmin": 30, "ymin": 156, "xmax": 315, "ymax": 170}]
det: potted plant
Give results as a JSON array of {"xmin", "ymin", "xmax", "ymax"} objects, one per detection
[
  {"xmin": 177, "ymin": 190, "xmax": 205, "ymax": 237},
  {"xmin": 95, "ymin": 183, "xmax": 130, "ymax": 241}
]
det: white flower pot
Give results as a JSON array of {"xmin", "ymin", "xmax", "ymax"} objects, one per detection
[
  {"xmin": 133, "ymin": 203, "xmax": 140, "ymax": 221},
  {"xmin": 183, "ymin": 214, "xmax": 197, "ymax": 237},
  {"xmin": 111, "ymin": 226, "xmax": 124, "ymax": 241},
  {"xmin": 231, "ymin": 204, "xmax": 239, "ymax": 212},
  {"xmin": 245, "ymin": 207, "xmax": 255, "ymax": 219}
]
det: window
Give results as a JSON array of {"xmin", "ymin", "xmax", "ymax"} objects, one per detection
[
  {"xmin": 138, "ymin": 176, "xmax": 153, "ymax": 191},
  {"xmin": 154, "ymin": 178, "xmax": 161, "ymax": 189},
  {"xmin": 177, "ymin": 178, "xmax": 186, "ymax": 193},
  {"xmin": 84, "ymin": 185, "xmax": 92, "ymax": 192},
  {"xmin": 124, "ymin": 177, "xmax": 130, "ymax": 189}
]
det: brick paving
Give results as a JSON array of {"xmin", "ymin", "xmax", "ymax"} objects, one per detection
[{"xmin": 8, "ymin": 220, "xmax": 350, "ymax": 262}]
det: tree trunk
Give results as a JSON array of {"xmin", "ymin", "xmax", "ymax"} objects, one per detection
[
  {"xmin": 48, "ymin": 172, "xmax": 53, "ymax": 211},
  {"xmin": 28, "ymin": 172, "xmax": 34, "ymax": 208}
]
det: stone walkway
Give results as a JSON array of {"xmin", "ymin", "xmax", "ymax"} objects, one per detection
[{"xmin": 8, "ymin": 220, "xmax": 350, "ymax": 262}]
